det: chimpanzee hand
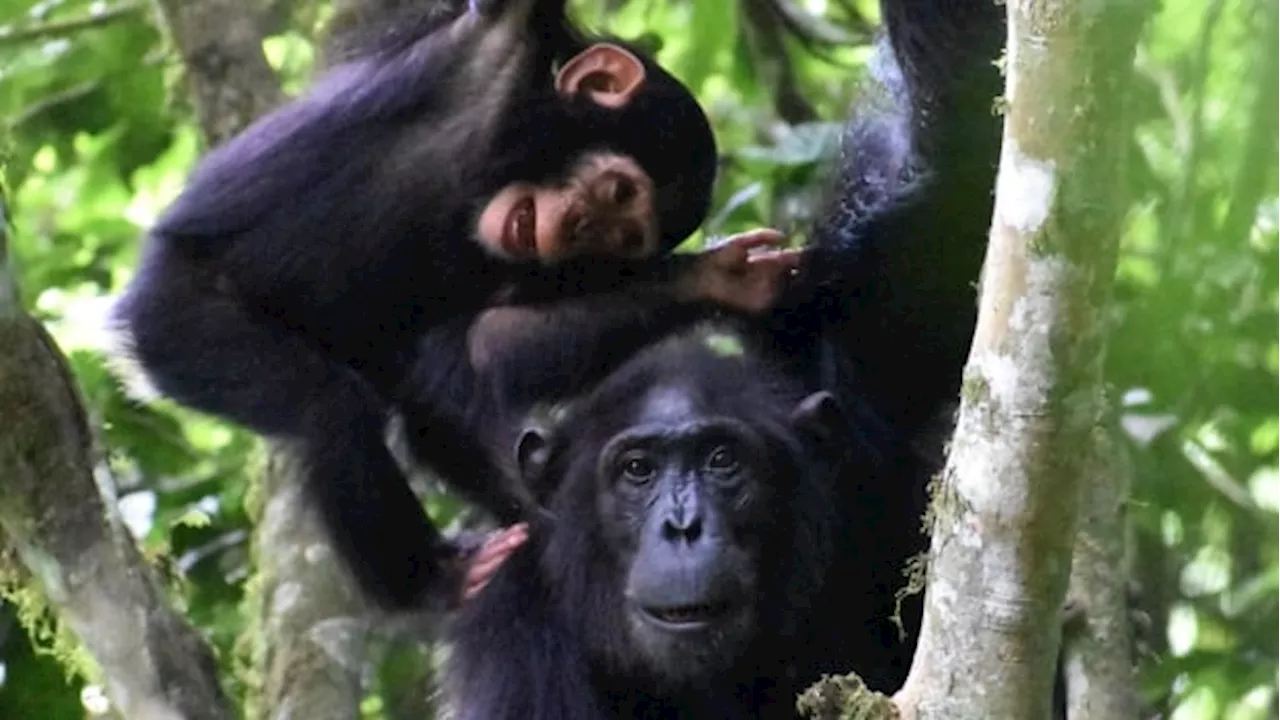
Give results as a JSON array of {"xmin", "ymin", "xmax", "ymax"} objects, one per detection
[
  {"xmin": 691, "ymin": 229, "xmax": 804, "ymax": 313},
  {"xmin": 461, "ymin": 523, "xmax": 530, "ymax": 600}
]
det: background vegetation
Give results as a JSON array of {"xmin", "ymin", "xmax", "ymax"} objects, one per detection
[{"xmin": 0, "ymin": 0, "xmax": 1275, "ymax": 717}]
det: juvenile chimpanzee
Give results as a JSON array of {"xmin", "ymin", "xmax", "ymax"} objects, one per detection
[
  {"xmin": 108, "ymin": 0, "xmax": 799, "ymax": 612},
  {"xmin": 442, "ymin": 0, "xmax": 1005, "ymax": 715}
]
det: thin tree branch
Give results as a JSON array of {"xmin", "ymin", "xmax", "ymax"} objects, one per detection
[
  {"xmin": 7, "ymin": 82, "xmax": 100, "ymax": 129},
  {"xmin": 741, "ymin": 0, "xmax": 820, "ymax": 124},
  {"xmin": 1218, "ymin": 0, "xmax": 1279, "ymax": 247},
  {"xmin": 1157, "ymin": 0, "xmax": 1226, "ymax": 279},
  {"xmin": 1062, "ymin": 421, "xmax": 1138, "ymax": 719}
]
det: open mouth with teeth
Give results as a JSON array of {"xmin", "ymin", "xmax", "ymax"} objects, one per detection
[
  {"xmin": 638, "ymin": 600, "xmax": 735, "ymax": 630},
  {"xmin": 501, "ymin": 196, "xmax": 537, "ymax": 258}
]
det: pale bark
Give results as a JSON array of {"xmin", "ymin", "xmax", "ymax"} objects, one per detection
[
  {"xmin": 247, "ymin": 448, "xmax": 371, "ymax": 720},
  {"xmin": 1062, "ymin": 423, "xmax": 1137, "ymax": 719},
  {"xmin": 0, "ymin": 203, "xmax": 232, "ymax": 718},
  {"xmin": 892, "ymin": 0, "xmax": 1146, "ymax": 717},
  {"xmin": 149, "ymin": 0, "xmax": 284, "ymax": 145}
]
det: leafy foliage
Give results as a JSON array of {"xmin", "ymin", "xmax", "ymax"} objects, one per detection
[{"xmin": 0, "ymin": 0, "xmax": 1274, "ymax": 717}]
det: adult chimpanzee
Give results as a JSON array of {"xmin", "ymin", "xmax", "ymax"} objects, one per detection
[
  {"xmin": 441, "ymin": 0, "xmax": 1005, "ymax": 715},
  {"xmin": 107, "ymin": 0, "xmax": 800, "ymax": 612}
]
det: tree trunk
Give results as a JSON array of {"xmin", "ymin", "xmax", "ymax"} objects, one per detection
[
  {"xmin": 150, "ymin": 0, "xmax": 284, "ymax": 145},
  {"xmin": 890, "ymin": 0, "xmax": 1148, "ymax": 717},
  {"xmin": 245, "ymin": 447, "xmax": 371, "ymax": 720}
]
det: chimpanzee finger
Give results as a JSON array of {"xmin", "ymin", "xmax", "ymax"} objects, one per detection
[
  {"xmin": 464, "ymin": 542, "xmax": 521, "ymax": 599},
  {"xmin": 476, "ymin": 524, "xmax": 529, "ymax": 564},
  {"xmin": 738, "ymin": 250, "xmax": 804, "ymax": 284},
  {"xmin": 464, "ymin": 557, "xmax": 509, "ymax": 599},
  {"xmin": 746, "ymin": 248, "xmax": 804, "ymax": 267},
  {"xmin": 703, "ymin": 233, "xmax": 791, "ymax": 274},
  {"xmin": 713, "ymin": 254, "xmax": 809, "ymax": 312},
  {"xmin": 709, "ymin": 228, "xmax": 788, "ymax": 252},
  {"xmin": 462, "ymin": 523, "xmax": 530, "ymax": 600}
]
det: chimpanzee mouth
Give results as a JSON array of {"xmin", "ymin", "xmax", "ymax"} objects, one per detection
[
  {"xmin": 502, "ymin": 196, "xmax": 537, "ymax": 258},
  {"xmin": 638, "ymin": 600, "xmax": 736, "ymax": 630}
]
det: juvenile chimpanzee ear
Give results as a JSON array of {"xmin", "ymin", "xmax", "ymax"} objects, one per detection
[
  {"xmin": 790, "ymin": 391, "xmax": 844, "ymax": 442},
  {"xmin": 514, "ymin": 426, "xmax": 552, "ymax": 483},
  {"xmin": 555, "ymin": 43, "xmax": 646, "ymax": 109}
]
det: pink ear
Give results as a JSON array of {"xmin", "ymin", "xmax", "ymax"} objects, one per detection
[{"xmin": 555, "ymin": 43, "xmax": 646, "ymax": 109}]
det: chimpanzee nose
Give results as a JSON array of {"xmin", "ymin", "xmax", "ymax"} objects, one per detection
[{"xmin": 661, "ymin": 506, "xmax": 704, "ymax": 544}]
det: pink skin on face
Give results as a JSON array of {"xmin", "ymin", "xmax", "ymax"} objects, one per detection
[
  {"xmin": 476, "ymin": 183, "xmax": 577, "ymax": 262},
  {"xmin": 475, "ymin": 154, "xmax": 658, "ymax": 263}
]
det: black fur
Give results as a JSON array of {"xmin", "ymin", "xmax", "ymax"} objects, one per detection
[
  {"xmin": 444, "ymin": 0, "xmax": 1004, "ymax": 716},
  {"xmin": 109, "ymin": 0, "xmax": 721, "ymax": 610}
]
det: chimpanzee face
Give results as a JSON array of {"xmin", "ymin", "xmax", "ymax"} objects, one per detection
[
  {"xmin": 475, "ymin": 152, "xmax": 657, "ymax": 262},
  {"xmin": 511, "ymin": 333, "xmax": 846, "ymax": 684},
  {"xmin": 599, "ymin": 383, "xmax": 842, "ymax": 681},
  {"xmin": 592, "ymin": 385, "xmax": 769, "ymax": 679},
  {"xmin": 531, "ymin": 378, "xmax": 841, "ymax": 682},
  {"xmin": 474, "ymin": 43, "xmax": 661, "ymax": 263}
]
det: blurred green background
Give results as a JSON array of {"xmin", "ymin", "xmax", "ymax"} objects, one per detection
[{"xmin": 0, "ymin": 0, "xmax": 1275, "ymax": 717}]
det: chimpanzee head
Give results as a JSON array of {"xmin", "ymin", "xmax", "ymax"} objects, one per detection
[
  {"xmin": 475, "ymin": 39, "xmax": 718, "ymax": 264},
  {"xmin": 317, "ymin": 1, "xmax": 718, "ymax": 267},
  {"xmin": 514, "ymin": 326, "xmax": 844, "ymax": 684}
]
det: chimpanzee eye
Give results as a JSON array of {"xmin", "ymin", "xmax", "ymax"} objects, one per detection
[
  {"xmin": 705, "ymin": 445, "xmax": 740, "ymax": 473},
  {"xmin": 611, "ymin": 176, "xmax": 637, "ymax": 205},
  {"xmin": 621, "ymin": 454, "xmax": 656, "ymax": 484}
]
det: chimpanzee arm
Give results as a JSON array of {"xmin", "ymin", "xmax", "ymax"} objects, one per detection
[
  {"xmin": 777, "ymin": 0, "xmax": 1003, "ymax": 431},
  {"xmin": 789, "ymin": 0, "xmax": 1002, "ymax": 315},
  {"xmin": 508, "ymin": 228, "xmax": 797, "ymax": 311},
  {"xmin": 447, "ymin": 545, "xmax": 607, "ymax": 720},
  {"xmin": 110, "ymin": 260, "xmax": 462, "ymax": 610},
  {"xmin": 472, "ymin": 291, "xmax": 721, "ymax": 407},
  {"xmin": 397, "ymin": 319, "xmax": 530, "ymax": 524}
]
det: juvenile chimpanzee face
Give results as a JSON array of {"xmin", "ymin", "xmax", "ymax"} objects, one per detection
[
  {"xmin": 476, "ymin": 153, "xmax": 656, "ymax": 262},
  {"xmin": 474, "ymin": 43, "xmax": 662, "ymax": 263}
]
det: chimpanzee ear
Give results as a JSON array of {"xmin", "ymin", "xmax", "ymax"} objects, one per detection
[
  {"xmin": 790, "ymin": 391, "xmax": 844, "ymax": 442},
  {"xmin": 514, "ymin": 426, "xmax": 552, "ymax": 482},
  {"xmin": 555, "ymin": 43, "xmax": 646, "ymax": 109}
]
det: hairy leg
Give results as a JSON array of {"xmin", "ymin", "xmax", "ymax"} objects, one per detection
[{"xmin": 113, "ymin": 256, "xmax": 458, "ymax": 609}]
